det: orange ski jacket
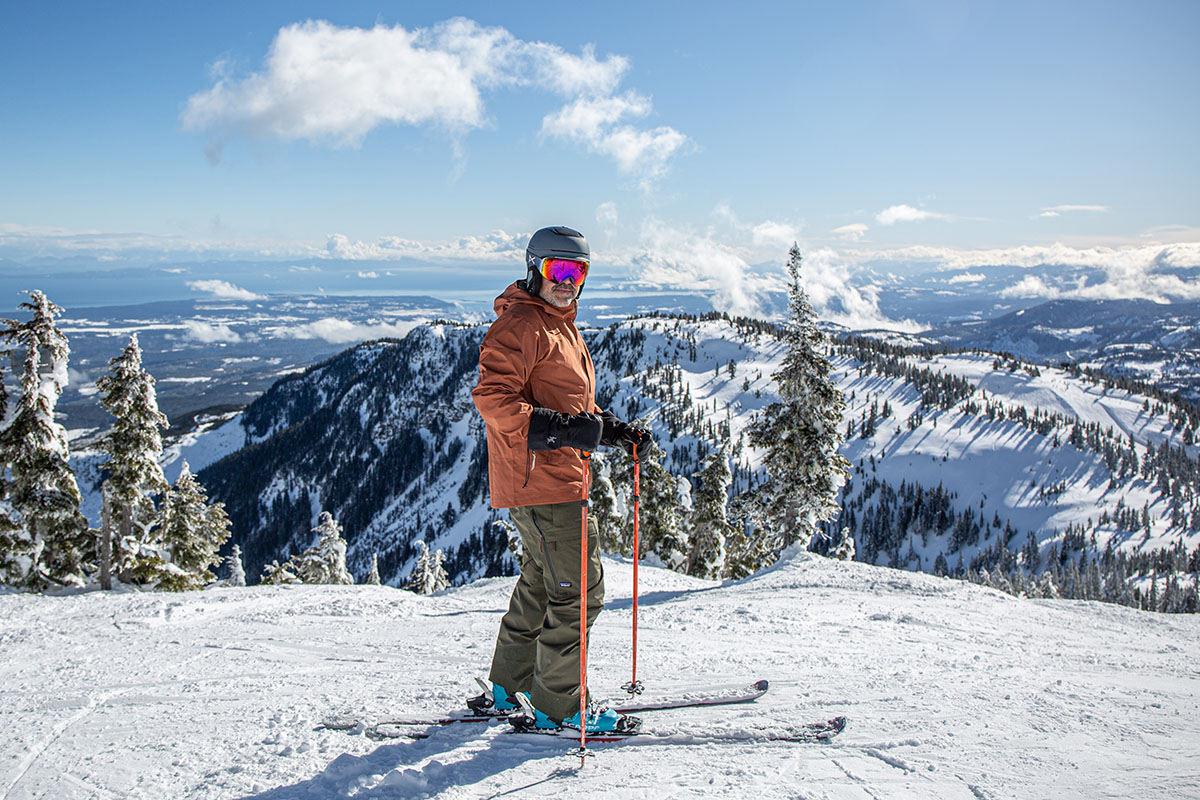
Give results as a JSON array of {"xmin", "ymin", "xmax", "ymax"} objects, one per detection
[{"xmin": 472, "ymin": 281, "xmax": 601, "ymax": 509}]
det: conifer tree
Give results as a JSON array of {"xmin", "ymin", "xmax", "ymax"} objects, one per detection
[
  {"xmin": 366, "ymin": 552, "xmax": 382, "ymax": 585},
  {"xmin": 293, "ymin": 511, "xmax": 354, "ymax": 585},
  {"xmin": 262, "ymin": 558, "xmax": 299, "ymax": 585},
  {"xmin": 155, "ymin": 461, "xmax": 231, "ymax": 591},
  {"xmin": 96, "ymin": 333, "xmax": 169, "ymax": 586},
  {"xmin": 635, "ymin": 439, "xmax": 690, "ymax": 571},
  {"xmin": 744, "ymin": 245, "xmax": 850, "ymax": 562},
  {"xmin": 833, "ymin": 527, "xmax": 856, "ymax": 561},
  {"xmin": 687, "ymin": 447, "xmax": 733, "ymax": 579},
  {"xmin": 587, "ymin": 452, "xmax": 621, "ymax": 554},
  {"xmin": 226, "ymin": 544, "xmax": 246, "ymax": 587},
  {"xmin": 407, "ymin": 540, "xmax": 450, "ymax": 594},
  {"xmin": 0, "ymin": 291, "xmax": 88, "ymax": 590},
  {"xmin": 606, "ymin": 453, "xmax": 636, "ymax": 557},
  {"xmin": 0, "ymin": 358, "xmax": 25, "ymax": 583}
]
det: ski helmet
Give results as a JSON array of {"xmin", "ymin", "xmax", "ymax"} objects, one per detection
[{"xmin": 524, "ymin": 226, "xmax": 590, "ymax": 296}]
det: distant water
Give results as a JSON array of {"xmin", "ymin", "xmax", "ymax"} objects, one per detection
[{"xmin": 0, "ymin": 263, "xmax": 726, "ymax": 324}]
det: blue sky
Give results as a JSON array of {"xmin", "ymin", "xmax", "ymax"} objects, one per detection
[{"xmin": 1, "ymin": 1, "xmax": 1198, "ymax": 319}]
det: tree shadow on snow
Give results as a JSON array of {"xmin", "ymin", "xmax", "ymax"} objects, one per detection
[
  {"xmin": 604, "ymin": 584, "xmax": 724, "ymax": 611},
  {"xmin": 235, "ymin": 726, "xmax": 585, "ymax": 799}
]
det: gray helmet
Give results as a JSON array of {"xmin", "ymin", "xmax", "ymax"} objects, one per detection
[{"xmin": 524, "ymin": 226, "xmax": 589, "ymax": 296}]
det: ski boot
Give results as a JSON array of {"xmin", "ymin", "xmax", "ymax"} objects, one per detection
[
  {"xmin": 466, "ymin": 678, "xmax": 519, "ymax": 716},
  {"xmin": 509, "ymin": 692, "xmax": 641, "ymax": 735},
  {"xmin": 561, "ymin": 705, "xmax": 641, "ymax": 734}
]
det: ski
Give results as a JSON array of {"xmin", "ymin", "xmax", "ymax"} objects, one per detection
[
  {"xmin": 317, "ymin": 711, "xmax": 503, "ymax": 739},
  {"xmin": 319, "ymin": 677, "xmax": 771, "ymax": 740},
  {"xmin": 504, "ymin": 714, "xmax": 848, "ymax": 745},
  {"xmin": 609, "ymin": 678, "xmax": 768, "ymax": 713}
]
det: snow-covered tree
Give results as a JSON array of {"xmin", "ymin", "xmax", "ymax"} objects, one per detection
[
  {"xmin": 0, "ymin": 291, "xmax": 88, "ymax": 590},
  {"xmin": 605, "ymin": 453, "xmax": 637, "ymax": 557},
  {"xmin": 0, "ymin": 356, "xmax": 25, "ymax": 583},
  {"xmin": 96, "ymin": 333, "xmax": 169, "ymax": 587},
  {"xmin": 722, "ymin": 513, "xmax": 776, "ymax": 581},
  {"xmin": 687, "ymin": 447, "xmax": 733, "ymax": 579},
  {"xmin": 635, "ymin": 439, "xmax": 690, "ymax": 571},
  {"xmin": 833, "ymin": 527, "xmax": 856, "ymax": 561},
  {"xmin": 493, "ymin": 518, "xmax": 520, "ymax": 558},
  {"xmin": 366, "ymin": 552, "xmax": 381, "ymax": 585},
  {"xmin": 262, "ymin": 558, "xmax": 299, "ymax": 585},
  {"xmin": 407, "ymin": 540, "xmax": 449, "ymax": 595},
  {"xmin": 226, "ymin": 544, "xmax": 246, "ymax": 587},
  {"xmin": 293, "ymin": 511, "xmax": 354, "ymax": 585},
  {"xmin": 587, "ymin": 451, "xmax": 622, "ymax": 554},
  {"xmin": 154, "ymin": 461, "xmax": 231, "ymax": 591},
  {"xmin": 744, "ymin": 245, "xmax": 850, "ymax": 560}
]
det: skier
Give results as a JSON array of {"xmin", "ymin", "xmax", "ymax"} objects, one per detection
[{"xmin": 469, "ymin": 225, "xmax": 649, "ymax": 734}]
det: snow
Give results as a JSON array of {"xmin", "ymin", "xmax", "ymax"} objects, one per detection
[{"xmin": 1, "ymin": 553, "xmax": 1196, "ymax": 799}]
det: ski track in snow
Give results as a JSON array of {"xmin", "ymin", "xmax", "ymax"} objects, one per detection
[{"xmin": 1, "ymin": 552, "xmax": 1197, "ymax": 799}]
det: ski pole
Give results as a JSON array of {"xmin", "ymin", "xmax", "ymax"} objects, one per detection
[
  {"xmin": 576, "ymin": 449, "xmax": 593, "ymax": 764},
  {"xmin": 623, "ymin": 443, "xmax": 644, "ymax": 696}
]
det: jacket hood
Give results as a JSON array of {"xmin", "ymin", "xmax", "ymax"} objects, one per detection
[{"xmin": 493, "ymin": 281, "xmax": 577, "ymax": 323}]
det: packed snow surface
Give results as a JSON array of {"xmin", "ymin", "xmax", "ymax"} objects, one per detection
[{"xmin": 2, "ymin": 553, "xmax": 1196, "ymax": 799}]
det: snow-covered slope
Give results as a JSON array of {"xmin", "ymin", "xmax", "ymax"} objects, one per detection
[{"xmin": 1, "ymin": 554, "xmax": 1196, "ymax": 799}]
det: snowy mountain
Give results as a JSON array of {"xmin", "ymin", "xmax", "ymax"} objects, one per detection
[
  {"xmin": 2, "ymin": 552, "xmax": 1196, "ymax": 799},
  {"xmin": 189, "ymin": 313, "xmax": 1198, "ymax": 605},
  {"xmin": 923, "ymin": 298, "xmax": 1200, "ymax": 403}
]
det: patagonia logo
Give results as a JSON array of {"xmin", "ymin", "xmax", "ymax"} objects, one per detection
[{"xmin": 558, "ymin": 581, "xmax": 573, "ymax": 588}]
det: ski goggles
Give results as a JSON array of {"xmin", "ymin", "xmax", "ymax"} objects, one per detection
[{"xmin": 538, "ymin": 257, "xmax": 589, "ymax": 285}]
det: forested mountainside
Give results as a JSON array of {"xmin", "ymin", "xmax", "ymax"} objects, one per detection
[
  {"xmin": 924, "ymin": 298, "xmax": 1200, "ymax": 403},
  {"xmin": 200, "ymin": 313, "xmax": 1200, "ymax": 607}
]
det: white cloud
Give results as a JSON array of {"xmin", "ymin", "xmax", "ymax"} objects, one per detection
[
  {"xmin": 1040, "ymin": 204, "xmax": 1110, "ymax": 217},
  {"xmin": 322, "ymin": 230, "xmax": 524, "ymax": 262},
  {"xmin": 595, "ymin": 201, "xmax": 619, "ymax": 232},
  {"xmin": 876, "ymin": 204, "xmax": 951, "ymax": 225},
  {"xmin": 272, "ymin": 317, "xmax": 421, "ymax": 344},
  {"xmin": 946, "ymin": 271, "xmax": 985, "ymax": 284},
  {"xmin": 792, "ymin": 249, "xmax": 923, "ymax": 332},
  {"xmin": 707, "ymin": 204, "xmax": 803, "ymax": 257},
  {"xmin": 832, "ymin": 223, "xmax": 869, "ymax": 241},
  {"xmin": 540, "ymin": 93, "xmax": 688, "ymax": 183},
  {"xmin": 186, "ymin": 279, "xmax": 265, "ymax": 300},
  {"xmin": 357, "ymin": 270, "xmax": 379, "ymax": 279},
  {"xmin": 628, "ymin": 221, "xmax": 919, "ymax": 331},
  {"xmin": 1000, "ymin": 275, "xmax": 1062, "ymax": 300},
  {"xmin": 182, "ymin": 17, "xmax": 685, "ymax": 181},
  {"xmin": 632, "ymin": 221, "xmax": 765, "ymax": 317},
  {"xmin": 182, "ymin": 319, "xmax": 243, "ymax": 343},
  {"xmin": 751, "ymin": 221, "xmax": 800, "ymax": 249},
  {"xmin": 847, "ymin": 242, "xmax": 1200, "ymax": 303}
]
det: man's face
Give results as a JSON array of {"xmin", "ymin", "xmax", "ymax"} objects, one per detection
[{"xmin": 538, "ymin": 275, "xmax": 580, "ymax": 308}]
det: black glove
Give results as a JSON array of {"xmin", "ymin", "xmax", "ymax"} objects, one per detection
[
  {"xmin": 528, "ymin": 408, "xmax": 603, "ymax": 452},
  {"xmin": 599, "ymin": 411, "xmax": 652, "ymax": 457}
]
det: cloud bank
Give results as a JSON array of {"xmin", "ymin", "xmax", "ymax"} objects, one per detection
[
  {"xmin": 322, "ymin": 230, "xmax": 524, "ymax": 263},
  {"xmin": 876, "ymin": 205, "xmax": 950, "ymax": 225},
  {"xmin": 182, "ymin": 320, "xmax": 242, "ymax": 343},
  {"xmin": 627, "ymin": 221, "xmax": 920, "ymax": 331},
  {"xmin": 272, "ymin": 318, "xmax": 422, "ymax": 344},
  {"xmin": 1039, "ymin": 204, "xmax": 1110, "ymax": 218},
  {"xmin": 855, "ymin": 242, "xmax": 1200, "ymax": 302},
  {"xmin": 186, "ymin": 279, "xmax": 265, "ymax": 300},
  {"xmin": 182, "ymin": 18, "xmax": 688, "ymax": 180}
]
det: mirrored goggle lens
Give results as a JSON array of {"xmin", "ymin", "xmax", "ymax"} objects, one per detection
[{"xmin": 539, "ymin": 257, "xmax": 588, "ymax": 284}]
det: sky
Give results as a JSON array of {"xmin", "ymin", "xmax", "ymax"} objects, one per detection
[{"xmin": 1, "ymin": 0, "xmax": 1198, "ymax": 320}]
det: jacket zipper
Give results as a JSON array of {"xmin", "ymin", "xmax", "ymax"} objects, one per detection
[{"xmin": 522, "ymin": 450, "xmax": 535, "ymax": 489}]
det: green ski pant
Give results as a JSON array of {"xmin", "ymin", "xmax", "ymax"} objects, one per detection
[{"xmin": 488, "ymin": 499, "xmax": 604, "ymax": 721}]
